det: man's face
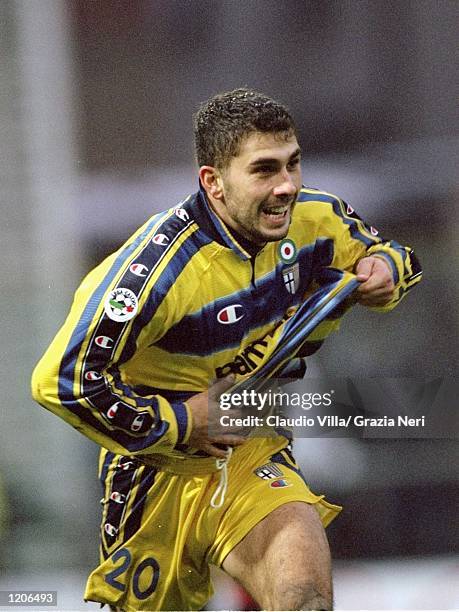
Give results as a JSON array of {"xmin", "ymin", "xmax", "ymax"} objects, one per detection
[{"xmin": 216, "ymin": 131, "xmax": 302, "ymax": 245}]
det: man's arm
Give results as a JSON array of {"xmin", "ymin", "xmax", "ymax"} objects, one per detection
[
  {"xmin": 323, "ymin": 194, "xmax": 422, "ymax": 310},
  {"xmin": 31, "ymin": 211, "xmax": 247, "ymax": 460}
]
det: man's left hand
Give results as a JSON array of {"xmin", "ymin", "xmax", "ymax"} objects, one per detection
[{"xmin": 355, "ymin": 256, "xmax": 395, "ymax": 307}]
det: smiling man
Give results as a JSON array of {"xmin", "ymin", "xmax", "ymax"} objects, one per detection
[
  {"xmin": 201, "ymin": 130, "xmax": 301, "ymax": 244},
  {"xmin": 32, "ymin": 89, "xmax": 421, "ymax": 610}
]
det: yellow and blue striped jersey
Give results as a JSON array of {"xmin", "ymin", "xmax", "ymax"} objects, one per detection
[{"xmin": 31, "ymin": 186, "xmax": 422, "ymax": 459}]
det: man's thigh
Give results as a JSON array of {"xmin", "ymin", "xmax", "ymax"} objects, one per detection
[{"xmin": 222, "ymin": 501, "xmax": 333, "ymax": 611}]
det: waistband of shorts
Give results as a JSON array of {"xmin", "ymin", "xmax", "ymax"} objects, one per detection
[
  {"xmin": 141, "ymin": 452, "xmax": 222, "ymax": 475},
  {"xmin": 140, "ymin": 435, "xmax": 289, "ymax": 476}
]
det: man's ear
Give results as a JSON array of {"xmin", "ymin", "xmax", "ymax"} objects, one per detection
[{"xmin": 199, "ymin": 166, "xmax": 224, "ymax": 200}]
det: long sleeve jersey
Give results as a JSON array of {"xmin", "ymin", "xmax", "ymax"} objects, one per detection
[{"xmin": 31, "ymin": 186, "xmax": 422, "ymax": 459}]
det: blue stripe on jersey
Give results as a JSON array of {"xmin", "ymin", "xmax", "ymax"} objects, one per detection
[
  {"xmin": 407, "ymin": 248, "xmax": 422, "ymax": 279},
  {"xmin": 330, "ymin": 200, "xmax": 378, "ymax": 248},
  {"xmin": 153, "ymin": 270, "xmax": 294, "ymax": 355},
  {"xmin": 56, "ymin": 208, "xmax": 213, "ymax": 452},
  {"xmin": 155, "ymin": 239, "xmax": 334, "ymax": 356},
  {"xmin": 297, "ymin": 190, "xmax": 336, "ymax": 204},
  {"xmin": 389, "ymin": 240, "xmax": 409, "ymax": 273},
  {"xmin": 77, "ymin": 216, "xmax": 198, "ymax": 394},
  {"xmin": 297, "ymin": 190, "xmax": 379, "ymax": 248},
  {"xmin": 108, "ymin": 369, "xmax": 163, "ymax": 407},
  {"xmin": 122, "ymin": 466, "xmax": 157, "ymax": 545}
]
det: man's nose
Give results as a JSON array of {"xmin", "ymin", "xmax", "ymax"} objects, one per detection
[{"xmin": 272, "ymin": 170, "xmax": 297, "ymax": 197}]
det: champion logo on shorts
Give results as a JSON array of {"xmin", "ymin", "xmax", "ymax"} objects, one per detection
[
  {"xmin": 254, "ymin": 463, "xmax": 284, "ymax": 480},
  {"xmin": 110, "ymin": 491, "xmax": 126, "ymax": 504},
  {"xmin": 117, "ymin": 459, "xmax": 135, "ymax": 471},
  {"xmin": 104, "ymin": 523, "xmax": 118, "ymax": 537},
  {"xmin": 270, "ymin": 479, "xmax": 292, "ymax": 488}
]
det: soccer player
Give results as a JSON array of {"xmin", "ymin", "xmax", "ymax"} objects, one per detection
[{"xmin": 32, "ymin": 89, "xmax": 421, "ymax": 611}]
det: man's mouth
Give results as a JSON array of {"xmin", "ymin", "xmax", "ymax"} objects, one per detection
[{"xmin": 260, "ymin": 204, "xmax": 290, "ymax": 219}]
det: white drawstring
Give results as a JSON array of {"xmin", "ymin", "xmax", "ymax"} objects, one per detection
[{"xmin": 210, "ymin": 447, "xmax": 233, "ymax": 509}]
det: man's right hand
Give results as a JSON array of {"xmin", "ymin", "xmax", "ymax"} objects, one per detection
[{"xmin": 186, "ymin": 375, "xmax": 247, "ymax": 459}]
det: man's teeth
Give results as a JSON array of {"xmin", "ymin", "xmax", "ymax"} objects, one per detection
[{"xmin": 263, "ymin": 206, "xmax": 288, "ymax": 215}]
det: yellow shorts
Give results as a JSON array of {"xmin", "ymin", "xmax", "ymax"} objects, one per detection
[{"xmin": 84, "ymin": 437, "xmax": 341, "ymax": 611}]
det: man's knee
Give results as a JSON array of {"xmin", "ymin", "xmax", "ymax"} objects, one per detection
[{"xmin": 270, "ymin": 581, "xmax": 332, "ymax": 611}]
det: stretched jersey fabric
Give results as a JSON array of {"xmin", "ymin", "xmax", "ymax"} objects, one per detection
[{"xmin": 31, "ymin": 186, "xmax": 422, "ymax": 460}]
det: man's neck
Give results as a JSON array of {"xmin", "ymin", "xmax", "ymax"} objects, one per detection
[{"xmin": 205, "ymin": 194, "xmax": 265, "ymax": 258}]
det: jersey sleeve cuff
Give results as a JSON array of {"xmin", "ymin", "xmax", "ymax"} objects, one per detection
[
  {"xmin": 370, "ymin": 250, "xmax": 400, "ymax": 285},
  {"xmin": 171, "ymin": 401, "xmax": 192, "ymax": 446}
]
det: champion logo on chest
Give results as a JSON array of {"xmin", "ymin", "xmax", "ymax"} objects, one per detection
[{"xmin": 217, "ymin": 304, "xmax": 245, "ymax": 325}]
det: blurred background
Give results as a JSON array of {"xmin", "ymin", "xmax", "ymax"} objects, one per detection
[{"xmin": 0, "ymin": 0, "xmax": 457, "ymax": 609}]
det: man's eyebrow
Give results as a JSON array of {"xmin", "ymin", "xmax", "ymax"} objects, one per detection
[{"xmin": 249, "ymin": 148, "xmax": 302, "ymax": 167}]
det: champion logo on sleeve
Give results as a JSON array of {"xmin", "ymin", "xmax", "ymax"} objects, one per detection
[{"xmin": 152, "ymin": 233, "xmax": 169, "ymax": 246}]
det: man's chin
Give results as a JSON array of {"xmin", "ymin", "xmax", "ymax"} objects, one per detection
[
  {"xmin": 258, "ymin": 226, "xmax": 290, "ymax": 243},
  {"xmin": 257, "ymin": 208, "xmax": 293, "ymax": 241},
  {"xmin": 258, "ymin": 218, "xmax": 291, "ymax": 242}
]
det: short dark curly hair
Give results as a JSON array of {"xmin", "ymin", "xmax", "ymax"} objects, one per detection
[{"xmin": 193, "ymin": 88, "xmax": 297, "ymax": 169}]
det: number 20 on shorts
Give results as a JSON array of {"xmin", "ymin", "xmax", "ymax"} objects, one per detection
[{"xmin": 105, "ymin": 547, "xmax": 160, "ymax": 600}]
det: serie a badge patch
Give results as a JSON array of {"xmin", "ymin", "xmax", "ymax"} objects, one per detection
[{"xmin": 104, "ymin": 287, "xmax": 138, "ymax": 322}]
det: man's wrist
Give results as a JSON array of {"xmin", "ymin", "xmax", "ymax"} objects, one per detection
[{"xmin": 369, "ymin": 252, "xmax": 399, "ymax": 285}]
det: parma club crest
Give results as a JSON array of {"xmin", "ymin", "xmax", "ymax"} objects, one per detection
[
  {"xmin": 254, "ymin": 463, "xmax": 284, "ymax": 480},
  {"xmin": 104, "ymin": 288, "xmax": 138, "ymax": 322},
  {"xmin": 282, "ymin": 263, "xmax": 300, "ymax": 294}
]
